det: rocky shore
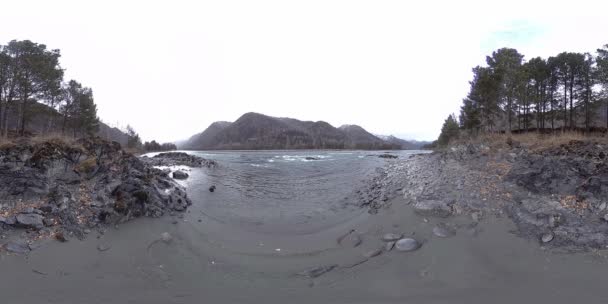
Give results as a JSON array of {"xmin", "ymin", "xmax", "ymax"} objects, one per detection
[
  {"xmin": 357, "ymin": 137, "xmax": 608, "ymax": 250},
  {"xmin": 0, "ymin": 138, "xmax": 212, "ymax": 253}
]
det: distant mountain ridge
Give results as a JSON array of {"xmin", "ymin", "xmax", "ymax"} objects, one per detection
[
  {"xmin": 376, "ymin": 135, "xmax": 431, "ymax": 150},
  {"xmin": 181, "ymin": 112, "xmax": 406, "ymax": 150}
]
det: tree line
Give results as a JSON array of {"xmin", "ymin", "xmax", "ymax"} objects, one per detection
[
  {"xmin": 456, "ymin": 44, "xmax": 608, "ymax": 136},
  {"xmin": 0, "ymin": 40, "xmax": 99, "ymax": 138}
]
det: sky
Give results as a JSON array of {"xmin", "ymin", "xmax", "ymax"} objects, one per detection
[{"xmin": 2, "ymin": 0, "xmax": 608, "ymax": 142}]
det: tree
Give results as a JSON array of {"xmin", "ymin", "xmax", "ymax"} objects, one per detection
[
  {"xmin": 126, "ymin": 125, "xmax": 142, "ymax": 149},
  {"xmin": 437, "ymin": 114, "xmax": 459, "ymax": 146},
  {"xmin": 5, "ymin": 40, "xmax": 62, "ymax": 135},
  {"xmin": 60, "ymin": 80, "xmax": 99, "ymax": 137},
  {"xmin": 486, "ymin": 48, "xmax": 524, "ymax": 132},
  {"xmin": 597, "ymin": 44, "xmax": 608, "ymax": 129}
]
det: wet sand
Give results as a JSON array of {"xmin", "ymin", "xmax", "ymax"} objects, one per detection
[{"xmin": 1, "ymin": 188, "xmax": 607, "ymax": 304}]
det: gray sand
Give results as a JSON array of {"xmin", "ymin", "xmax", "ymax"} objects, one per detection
[{"xmin": 1, "ymin": 193, "xmax": 607, "ymax": 304}]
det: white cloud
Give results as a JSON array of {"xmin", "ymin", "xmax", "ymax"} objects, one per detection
[{"xmin": 2, "ymin": 0, "xmax": 607, "ymax": 142}]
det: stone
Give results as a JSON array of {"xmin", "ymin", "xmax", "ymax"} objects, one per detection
[
  {"xmin": 4, "ymin": 240, "xmax": 30, "ymax": 254},
  {"xmin": 382, "ymin": 233, "xmax": 402, "ymax": 242},
  {"xmin": 0, "ymin": 215, "xmax": 17, "ymax": 226},
  {"xmin": 599, "ymin": 202, "xmax": 607, "ymax": 211},
  {"xmin": 43, "ymin": 218, "xmax": 55, "ymax": 227},
  {"xmin": 16, "ymin": 213, "xmax": 44, "ymax": 229},
  {"xmin": 363, "ymin": 248, "xmax": 383, "ymax": 258},
  {"xmin": 413, "ymin": 200, "xmax": 453, "ymax": 217},
  {"xmin": 433, "ymin": 225, "xmax": 456, "ymax": 238},
  {"xmin": 395, "ymin": 238, "xmax": 421, "ymax": 252},
  {"xmin": 97, "ymin": 243, "xmax": 111, "ymax": 252},
  {"xmin": 161, "ymin": 232, "xmax": 172, "ymax": 243},
  {"xmin": 172, "ymin": 170, "xmax": 189, "ymax": 180},
  {"xmin": 541, "ymin": 233, "xmax": 554, "ymax": 243},
  {"xmin": 603, "ymin": 214, "xmax": 608, "ymax": 222},
  {"xmin": 209, "ymin": 185, "xmax": 216, "ymax": 192}
]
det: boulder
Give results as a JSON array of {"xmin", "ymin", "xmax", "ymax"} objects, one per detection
[
  {"xmin": 16, "ymin": 213, "xmax": 44, "ymax": 229},
  {"xmin": 395, "ymin": 238, "xmax": 421, "ymax": 252},
  {"xmin": 172, "ymin": 170, "xmax": 189, "ymax": 180}
]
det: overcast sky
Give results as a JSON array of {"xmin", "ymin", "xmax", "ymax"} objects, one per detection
[{"xmin": 2, "ymin": 0, "xmax": 608, "ymax": 142}]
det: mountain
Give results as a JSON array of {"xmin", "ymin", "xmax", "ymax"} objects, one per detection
[
  {"xmin": 377, "ymin": 135, "xmax": 431, "ymax": 150},
  {"xmin": 181, "ymin": 112, "xmax": 400, "ymax": 150}
]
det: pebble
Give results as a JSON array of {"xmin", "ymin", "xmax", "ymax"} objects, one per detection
[
  {"xmin": 541, "ymin": 233, "xmax": 554, "ymax": 243},
  {"xmin": 432, "ymin": 225, "xmax": 456, "ymax": 238},
  {"xmin": 395, "ymin": 238, "xmax": 421, "ymax": 252},
  {"xmin": 161, "ymin": 232, "xmax": 172, "ymax": 243},
  {"xmin": 97, "ymin": 243, "xmax": 111, "ymax": 252},
  {"xmin": 385, "ymin": 241, "xmax": 395, "ymax": 251},
  {"xmin": 382, "ymin": 233, "xmax": 402, "ymax": 242}
]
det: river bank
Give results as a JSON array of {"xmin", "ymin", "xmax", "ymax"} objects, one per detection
[{"xmin": 1, "ymin": 136, "xmax": 607, "ymax": 303}]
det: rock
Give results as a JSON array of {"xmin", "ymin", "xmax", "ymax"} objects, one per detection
[
  {"xmin": 305, "ymin": 157, "xmax": 320, "ymax": 161},
  {"xmin": 16, "ymin": 213, "xmax": 44, "ymax": 229},
  {"xmin": 385, "ymin": 241, "xmax": 396, "ymax": 251},
  {"xmin": 43, "ymin": 218, "xmax": 55, "ymax": 227},
  {"xmin": 363, "ymin": 248, "xmax": 383, "ymax": 258},
  {"xmin": 541, "ymin": 233, "xmax": 554, "ymax": 243},
  {"xmin": 55, "ymin": 231, "xmax": 68, "ymax": 242},
  {"xmin": 4, "ymin": 240, "xmax": 30, "ymax": 254},
  {"xmin": 297, "ymin": 265, "xmax": 337, "ymax": 278},
  {"xmin": 0, "ymin": 215, "xmax": 16, "ymax": 225},
  {"xmin": 146, "ymin": 152, "xmax": 217, "ymax": 168},
  {"xmin": 603, "ymin": 214, "xmax": 608, "ymax": 222},
  {"xmin": 395, "ymin": 238, "xmax": 421, "ymax": 252},
  {"xmin": 172, "ymin": 170, "xmax": 189, "ymax": 180},
  {"xmin": 381, "ymin": 233, "xmax": 402, "ymax": 242},
  {"xmin": 160, "ymin": 232, "xmax": 172, "ymax": 243},
  {"xmin": 97, "ymin": 243, "xmax": 111, "ymax": 252},
  {"xmin": 378, "ymin": 154, "xmax": 398, "ymax": 159},
  {"xmin": 413, "ymin": 200, "xmax": 453, "ymax": 217},
  {"xmin": 599, "ymin": 202, "xmax": 607, "ymax": 211},
  {"xmin": 433, "ymin": 225, "xmax": 456, "ymax": 238},
  {"xmin": 209, "ymin": 185, "xmax": 216, "ymax": 192}
]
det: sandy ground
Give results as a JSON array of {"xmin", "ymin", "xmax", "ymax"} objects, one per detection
[{"xmin": 2, "ymin": 162, "xmax": 608, "ymax": 303}]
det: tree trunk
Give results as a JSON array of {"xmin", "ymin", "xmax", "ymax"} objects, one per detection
[
  {"xmin": 563, "ymin": 78, "xmax": 568, "ymax": 131},
  {"xmin": 569, "ymin": 74, "xmax": 574, "ymax": 129}
]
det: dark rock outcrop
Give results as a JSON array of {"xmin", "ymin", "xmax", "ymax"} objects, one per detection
[
  {"xmin": 142, "ymin": 152, "xmax": 217, "ymax": 168},
  {"xmin": 0, "ymin": 137, "xmax": 194, "ymax": 239}
]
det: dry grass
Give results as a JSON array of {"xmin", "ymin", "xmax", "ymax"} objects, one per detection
[{"xmin": 453, "ymin": 131, "xmax": 607, "ymax": 151}]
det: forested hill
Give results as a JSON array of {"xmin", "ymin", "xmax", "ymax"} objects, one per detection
[
  {"xmin": 3, "ymin": 100, "xmax": 130, "ymax": 145},
  {"xmin": 0, "ymin": 40, "xmax": 153, "ymax": 149},
  {"xmin": 181, "ymin": 112, "xmax": 402, "ymax": 150}
]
